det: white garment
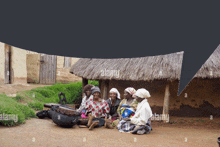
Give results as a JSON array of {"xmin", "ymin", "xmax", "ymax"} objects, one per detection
[
  {"xmin": 77, "ymin": 95, "xmax": 93, "ymax": 112},
  {"xmin": 130, "ymin": 99, "xmax": 152, "ymax": 126},
  {"xmin": 109, "ymin": 88, "xmax": 120, "ymax": 99},
  {"xmin": 134, "ymin": 88, "xmax": 151, "ymax": 98}
]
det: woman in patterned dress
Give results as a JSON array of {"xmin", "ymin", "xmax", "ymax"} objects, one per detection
[
  {"xmin": 116, "ymin": 87, "xmax": 138, "ymax": 133},
  {"xmin": 84, "ymin": 86, "xmax": 110, "ymax": 130},
  {"xmin": 77, "ymin": 84, "xmax": 94, "ymax": 113}
]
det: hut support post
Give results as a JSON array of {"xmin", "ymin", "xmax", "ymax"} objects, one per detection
[
  {"xmin": 82, "ymin": 78, "xmax": 88, "ymax": 98},
  {"xmin": 162, "ymin": 83, "xmax": 170, "ymax": 123},
  {"xmin": 102, "ymin": 80, "xmax": 109, "ymax": 100},
  {"xmin": 99, "ymin": 80, "xmax": 102, "ymax": 91}
]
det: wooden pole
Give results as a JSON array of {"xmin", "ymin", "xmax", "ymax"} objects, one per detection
[
  {"xmin": 99, "ymin": 80, "xmax": 102, "ymax": 91},
  {"xmin": 4, "ymin": 44, "xmax": 10, "ymax": 84},
  {"xmin": 82, "ymin": 78, "xmax": 88, "ymax": 98},
  {"xmin": 102, "ymin": 80, "xmax": 109, "ymax": 100},
  {"xmin": 162, "ymin": 83, "xmax": 170, "ymax": 123}
]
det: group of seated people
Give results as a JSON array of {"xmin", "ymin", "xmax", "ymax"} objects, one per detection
[{"xmin": 76, "ymin": 84, "xmax": 153, "ymax": 135}]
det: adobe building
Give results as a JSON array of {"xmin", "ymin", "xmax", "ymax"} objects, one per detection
[
  {"xmin": 0, "ymin": 42, "xmax": 81, "ymax": 85},
  {"xmin": 70, "ymin": 52, "xmax": 184, "ymax": 117}
]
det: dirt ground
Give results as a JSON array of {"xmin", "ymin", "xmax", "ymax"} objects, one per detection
[
  {"xmin": 0, "ymin": 83, "xmax": 51, "ymax": 95},
  {"xmin": 0, "ymin": 116, "xmax": 220, "ymax": 147}
]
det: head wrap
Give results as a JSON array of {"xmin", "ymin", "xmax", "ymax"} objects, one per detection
[
  {"xmin": 91, "ymin": 86, "xmax": 101, "ymax": 95},
  {"xmin": 134, "ymin": 88, "xmax": 151, "ymax": 98},
  {"xmin": 83, "ymin": 84, "xmax": 94, "ymax": 93},
  {"xmin": 125, "ymin": 87, "xmax": 136, "ymax": 96},
  {"xmin": 109, "ymin": 88, "xmax": 120, "ymax": 99}
]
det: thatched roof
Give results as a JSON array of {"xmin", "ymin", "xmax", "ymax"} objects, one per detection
[
  {"xmin": 194, "ymin": 45, "xmax": 220, "ymax": 78},
  {"xmin": 70, "ymin": 52, "xmax": 183, "ymax": 81}
]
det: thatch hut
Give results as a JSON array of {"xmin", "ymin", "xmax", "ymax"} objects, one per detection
[
  {"xmin": 175, "ymin": 45, "xmax": 220, "ymax": 117},
  {"xmin": 70, "ymin": 52, "xmax": 184, "ymax": 118}
]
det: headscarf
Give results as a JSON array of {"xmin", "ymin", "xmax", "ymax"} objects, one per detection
[
  {"xmin": 125, "ymin": 87, "xmax": 136, "ymax": 96},
  {"xmin": 91, "ymin": 86, "xmax": 101, "ymax": 95},
  {"xmin": 109, "ymin": 88, "xmax": 120, "ymax": 99},
  {"xmin": 134, "ymin": 88, "xmax": 151, "ymax": 98}
]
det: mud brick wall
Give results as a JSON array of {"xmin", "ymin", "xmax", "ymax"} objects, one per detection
[
  {"xmin": 26, "ymin": 54, "xmax": 40, "ymax": 83},
  {"xmin": 99, "ymin": 80, "xmax": 179, "ymax": 115},
  {"xmin": 0, "ymin": 42, "xmax": 5, "ymax": 84},
  {"xmin": 56, "ymin": 67, "xmax": 81, "ymax": 83},
  {"xmin": 171, "ymin": 79, "xmax": 220, "ymax": 117},
  {"xmin": 56, "ymin": 56, "xmax": 81, "ymax": 83}
]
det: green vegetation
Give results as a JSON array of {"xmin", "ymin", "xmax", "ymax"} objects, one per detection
[
  {"xmin": 0, "ymin": 80, "xmax": 99, "ymax": 126},
  {"xmin": 0, "ymin": 94, "xmax": 36, "ymax": 126}
]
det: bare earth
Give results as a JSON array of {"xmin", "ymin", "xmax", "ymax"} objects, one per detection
[
  {"xmin": 0, "ymin": 83, "xmax": 51, "ymax": 95},
  {"xmin": 0, "ymin": 117, "xmax": 220, "ymax": 147}
]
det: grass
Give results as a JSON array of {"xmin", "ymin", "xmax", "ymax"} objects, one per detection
[
  {"xmin": 0, "ymin": 94, "xmax": 36, "ymax": 126},
  {"xmin": 0, "ymin": 80, "xmax": 99, "ymax": 126}
]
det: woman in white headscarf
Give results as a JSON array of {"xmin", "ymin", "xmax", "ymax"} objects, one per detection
[
  {"xmin": 122, "ymin": 88, "xmax": 153, "ymax": 135},
  {"xmin": 116, "ymin": 87, "xmax": 139, "ymax": 132},
  {"xmin": 105, "ymin": 88, "xmax": 121, "ymax": 129}
]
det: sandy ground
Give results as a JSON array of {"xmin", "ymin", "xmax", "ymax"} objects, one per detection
[
  {"xmin": 0, "ymin": 117, "xmax": 220, "ymax": 147},
  {"xmin": 0, "ymin": 83, "xmax": 51, "ymax": 95}
]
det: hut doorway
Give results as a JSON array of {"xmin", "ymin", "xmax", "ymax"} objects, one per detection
[
  {"xmin": 39, "ymin": 54, "xmax": 57, "ymax": 84},
  {"xmin": 4, "ymin": 44, "xmax": 13, "ymax": 84}
]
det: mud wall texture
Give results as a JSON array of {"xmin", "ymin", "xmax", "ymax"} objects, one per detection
[
  {"xmin": 171, "ymin": 79, "xmax": 220, "ymax": 117},
  {"xmin": 100, "ymin": 80, "xmax": 178, "ymax": 114},
  {"xmin": 26, "ymin": 54, "xmax": 40, "ymax": 83},
  {"xmin": 57, "ymin": 56, "xmax": 80, "ymax": 68},
  {"xmin": 11, "ymin": 47, "xmax": 27, "ymax": 84},
  {"xmin": 0, "ymin": 42, "xmax": 5, "ymax": 84},
  {"xmin": 57, "ymin": 56, "xmax": 65, "ymax": 68},
  {"xmin": 56, "ymin": 56, "xmax": 81, "ymax": 83},
  {"xmin": 26, "ymin": 55, "xmax": 81, "ymax": 84},
  {"xmin": 56, "ymin": 68, "xmax": 82, "ymax": 83},
  {"xmin": 100, "ymin": 79, "xmax": 220, "ymax": 117}
]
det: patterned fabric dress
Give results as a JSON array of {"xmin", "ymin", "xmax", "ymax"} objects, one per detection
[
  {"xmin": 117, "ymin": 99, "xmax": 138, "ymax": 133},
  {"xmin": 85, "ymin": 98, "xmax": 110, "ymax": 118},
  {"xmin": 77, "ymin": 95, "xmax": 93, "ymax": 113}
]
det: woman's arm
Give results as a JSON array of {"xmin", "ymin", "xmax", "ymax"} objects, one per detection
[
  {"xmin": 130, "ymin": 107, "xmax": 149, "ymax": 125},
  {"xmin": 77, "ymin": 96, "xmax": 86, "ymax": 112}
]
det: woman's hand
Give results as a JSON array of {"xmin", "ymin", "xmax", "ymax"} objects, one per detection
[{"xmin": 118, "ymin": 113, "xmax": 122, "ymax": 120}]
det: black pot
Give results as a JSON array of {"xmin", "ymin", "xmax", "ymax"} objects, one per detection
[
  {"xmin": 52, "ymin": 111, "xmax": 80, "ymax": 128},
  {"xmin": 36, "ymin": 110, "xmax": 49, "ymax": 119},
  {"xmin": 47, "ymin": 110, "xmax": 55, "ymax": 119},
  {"xmin": 218, "ymin": 137, "xmax": 220, "ymax": 147}
]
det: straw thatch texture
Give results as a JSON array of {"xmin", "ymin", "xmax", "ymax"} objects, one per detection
[
  {"xmin": 70, "ymin": 52, "xmax": 184, "ymax": 81},
  {"xmin": 194, "ymin": 45, "xmax": 220, "ymax": 78}
]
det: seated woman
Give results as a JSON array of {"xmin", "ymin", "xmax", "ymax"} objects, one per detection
[
  {"xmin": 104, "ymin": 88, "xmax": 121, "ymax": 129},
  {"xmin": 116, "ymin": 87, "xmax": 138, "ymax": 133},
  {"xmin": 84, "ymin": 86, "xmax": 110, "ymax": 130},
  {"xmin": 123, "ymin": 88, "xmax": 153, "ymax": 135},
  {"xmin": 77, "ymin": 84, "xmax": 94, "ymax": 113}
]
